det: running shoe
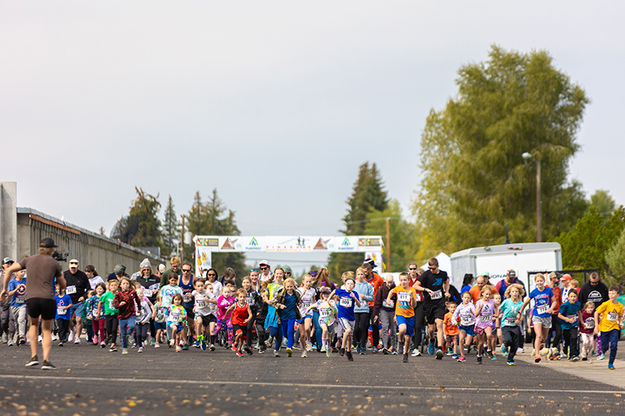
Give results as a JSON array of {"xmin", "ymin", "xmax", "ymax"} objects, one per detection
[
  {"xmin": 58, "ymin": 341, "xmax": 63, "ymax": 347},
  {"xmin": 41, "ymin": 360, "xmax": 56, "ymax": 370},
  {"xmin": 301, "ymin": 350, "xmax": 307, "ymax": 358},
  {"xmin": 7, "ymin": 340, "xmax": 14, "ymax": 347},
  {"xmin": 201, "ymin": 341, "xmax": 207, "ymax": 351},
  {"xmin": 346, "ymin": 351, "xmax": 353, "ymax": 361},
  {"xmin": 236, "ymin": 350, "xmax": 244, "ymax": 357},
  {"xmin": 326, "ymin": 348, "xmax": 332, "ymax": 358},
  {"xmin": 74, "ymin": 337, "xmax": 81, "ymax": 345},
  {"xmin": 372, "ymin": 346, "xmax": 379, "ymax": 354},
  {"xmin": 193, "ymin": 341, "xmax": 200, "ymax": 348},
  {"xmin": 534, "ymin": 356, "xmax": 541, "ymax": 363},
  {"xmin": 320, "ymin": 345, "xmax": 327, "ymax": 352},
  {"xmin": 383, "ymin": 348, "xmax": 389, "ymax": 355},
  {"xmin": 182, "ymin": 345, "xmax": 189, "ymax": 351},
  {"xmin": 232, "ymin": 344, "xmax": 237, "ymax": 352},
  {"xmin": 435, "ymin": 349, "xmax": 443, "ymax": 360},
  {"xmin": 93, "ymin": 336, "xmax": 98, "ymax": 345},
  {"xmin": 100, "ymin": 341, "xmax": 106, "ymax": 348},
  {"xmin": 491, "ymin": 353, "xmax": 497, "ymax": 361},
  {"xmin": 210, "ymin": 344, "xmax": 216, "ymax": 352},
  {"xmin": 457, "ymin": 355, "xmax": 466, "ymax": 362},
  {"xmin": 507, "ymin": 361, "xmax": 516, "ymax": 366},
  {"xmin": 582, "ymin": 356, "xmax": 587, "ymax": 361},
  {"xmin": 121, "ymin": 348, "xmax": 128, "ymax": 355},
  {"xmin": 273, "ymin": 350, "xmax": 280, "ymax": 357},
  {"xmin": 428, "ymin": 341, "xmax": 435, "ymax": 356},
  {"xmin": 18, "ymin": 337, "xmax": 26, "ymax": 345},
  {"xmin": 402, "ymin": 353, "xmax": 408, "ymax": 363},
  {"xmin": 609, "ymin": 363, "xmax": 615, "ymax": 370},
  {"xmin": 68, "ymin": 331, "xmax": 74, "ymax": 343},
  {"xmin": 501, "ymin": 344, "xmax": 507, "ymax": 355},
  {"xmin": 109, "ymin": 345, "xmax": 118, "ymax": 352},
  {"xmin": 286, "ymin": 347, "xmax": 293, "ymax": 357},
  {"xmin": 176, "ymin": 345, "xmax": 182, "ymax": 352},
  {"xmin": 452, "ymin": 354, "xmax": 459, "ymax": 360},
  {"xmin": 25, "ymin": 356, "xmax": 39, "ymax": 367},
  {"xmin": 412, "ymin": 349, "xmax": 421, "ymax": 357},
  {"xmin": 477, "ymin": 355, "xmax": 482, "ymax": 364},
  {"xmin": 446, "ymin": 350, "xmax": 453, "ymax": 356},
  {"xmin": 572, "ymin": 356, "xmax": 580, "ymax": 362},
  {"xmin": 392, "ymin": 349, "xmax": 398, "ymax": 356},
  {"xmin": 138, "ymin": 346, "xmax": 144, "ymax": 353},
  {"xmin": 486, "ymin": 350, "xmax": 493, "ymax": 359},
  {"xmin": 597, "ymin": 353, "xmax": 606, "ymax": 360},
  {"xmin": 339, "ymin": 348, "xmax": 345, "ymax": 356},
  {"xmin": 306, "ymin": 341, "xmax": 313, "ymax": 352}
]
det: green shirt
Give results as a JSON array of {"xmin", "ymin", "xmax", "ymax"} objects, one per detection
[{"xmin": 100, "ymin": 291, "xmax": 118, "ymax": 316}]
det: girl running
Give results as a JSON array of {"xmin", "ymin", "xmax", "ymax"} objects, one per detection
[
  {"xmin": 520, "ymin": 273, "xmax": 555, "ymax": 363},
  {"xmin": 112, "ymin": 277, "xmax": 141, "ymax": 355},
  {"xmin": 474, "ymin": 286, "xmax": 498, "ymax": 364},
  {"xmin": 168, "ymin": 293, "xmax": 188, "ymax": 352},
  {"xmin": 499, "ymin": 284, "xmax": 525, "ymax": 365},
  {"xmin": 264, "ymin": 267, "xmax": 285, "ymax": 357},
  {"xmin": 579, "ymin": 301, "xmax": 596, "ymax": 361},
  {"xmin": 227, "ymin": 288, "xmax": 252, "ymax": 357},
  {"xmin": 452, "ymin": 291, "xmax": 476, "ymax": 363},
  {"xmin": 492, "ymin": 293, "xmax": 504, "ymax": 356},
  {"xmin": 135, "ymin": 286, "xmax": 155, "ymax": 353},
  {"xmin": 307, "ymin": 286, "xmax": 338, "ymax": 357},
  {"xmin": 274, "ymin": 278, "xmax": 302, "ymax": 358},
  {"xmin": 216, "ymin": 286, "xmax": 236, "ymax": 348},
  {"xmin": 153, "ymin": 294, "xmax": 168, "ymax": 348},
  {"xmin": 99, "ymin": 279, "xmax": 119, "ymax": 352},
  {"xmin": 89, "ymin": 283, "xmax": 106, "ymax": 347},
  {"xmin": 333, "ymin": 276, "xmax": 361, "ymax": 361},
  {"xmin": 192, "ymin": 279, "xmax": 213, "ymax": 350},
  {"xmin": 297, "ymin": 274, "xmax": 316, "ymax": 357}
]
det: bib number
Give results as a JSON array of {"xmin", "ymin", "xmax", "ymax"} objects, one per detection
[
  {"xmin": 607, "ymin": 312, "xmax": 619, "ymax": 321},
  {"xmin": 57, "ymin": 307, "xmax": 65, "ymax": 316},
  {"xmin": 460, "ymin": 316, "xmax": 474, "ymax": 326},
  {"xmin": 196, "ymin": 300, "xmax": 206, "ymax": 308},
  {"xmin": 566, "ymin": 315, "xmax": 577, "ymax": 323},
  {"xmin": 480, "ymin": 314, "xmax": 492, "ymax": 323},
  {"xmin": 383, "ymin": 300, "xmax": 394, "ymax": 308},
  {"xmin": 430, "ymin": 290, "xmax": 442, "ymax": 300},
  {"xmin": 320, "ymin": 308, "xmax": 331, "ymax": 318},
  {"xmin": 183, "ymin": 294, "xmax": 192, "ymax": 303},
  {"xmin": 340, "ymin": 297, "xmax": 352, "ymax": 308},
  {"xmin": 505, "ymin": 317, "xmax": 517, "ymax": 325},
  {"xmin": 584, "ymin": 318, "xmax": 595, "ymax": 329},
  {"xmin": 398, "ymin": 292, "xmax": 410, "ymax": 303},
  {"xmin": 66, "ymin": 285, "xmax": 77, "ymax": 295},
  {"xmin": 144, "ymin": 289, "xmax": 153, "ymax": 297},
  {"xmin": 537, "ymin": 304, "xmax": 549, "ymax": 315}
]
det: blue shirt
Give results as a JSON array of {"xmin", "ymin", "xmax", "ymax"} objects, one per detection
[
  {"xmin": 499, "ymin": 298, "xmax": 523, "ymax": 327},
  {"xmin": 279, "ymin": 292, "xmax": 298, "ymax": 321},
  {"xmin": 55, "ymin": 294, "xmax": 72, "ymax": 320},
  {"xmin": 354, "ymin": 281, "xmax": 373, "ymax": 313},
  {"xmin": 8, "ymin": 278, "xmax": 27, "ymax": 307},
  {"xmin": 530, "ymin": 287, "xmax": 554, "ymax": 318},
  {"xmin": 559, "ymin": 301, "xmax": 581, "ymax": 330},
  {"xmin": 335, "ymin": 289, "xmax": 360, "ymax": 321}
]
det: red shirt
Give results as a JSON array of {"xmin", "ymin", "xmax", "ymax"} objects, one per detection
[
  {"xmin": 231, "ymin": 302, "xmax": 249, "ymax": 325},
  {"xmin": 366, "ymin": 272, "xmax": 385, "ymax": 308},
  {"xmin": 410, "ymin": 276, "xmax": 424, "ymax": 302}
]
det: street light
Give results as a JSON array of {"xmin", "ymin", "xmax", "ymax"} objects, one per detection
[{"xmin": 522, "ymin": 152, "xmax": 542, "ymax": 242}]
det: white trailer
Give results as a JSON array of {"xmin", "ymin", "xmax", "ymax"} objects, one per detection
[{"xmin": 450, "ymin": 242, "xmax": 562, "ymax": 294}]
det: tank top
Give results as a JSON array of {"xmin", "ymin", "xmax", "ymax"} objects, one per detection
[{"xmin": 231, "ymin": 302, "xmax": 249, "ymax": 325}]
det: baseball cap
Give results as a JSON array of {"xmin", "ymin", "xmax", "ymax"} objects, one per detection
[
  {"xmin": 283, "ymin": 265, "xmax": 292, "ymax": 274},
  {"xmin": 561, "ymin": 273, "xmax": 572, "ymax": 281},
  {"xmin": 69, "ymin": 259, "xmax": 79, "ymax": 267},
  {"xmin": 507, "ymin": 269, "xmax": 516, "ymax": 278},
  {"xmin": 364, "ymin": 259, "xmax": 377, "ymax": 268},
  {"xmin": 2, "ymin": 257, "xmax": 14, "ymax": 265},
  {"xmin": 113, "ymin": 264, "xmax": 126, "ymax": 274},
  {"xmin": 158, "ymin": 264, "xmax": 166, "ymax": 273},
  {"xmin": 259, "ymin": 260, "xmax": 269, "ymax": 266},
  {"xmin": 39, "ymin": 237, "xmax": 57, "ymax": 248},
  {"xmin": 140, "ymin": 258, "xmax": 151, "ymax": 269}
]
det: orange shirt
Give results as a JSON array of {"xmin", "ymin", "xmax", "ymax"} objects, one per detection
[
  {"xmin": 469, "ymin": 284, "xmax": 496, "ymax": 304},
  {"xmin": 391, "ymin": 286, "xmax": 417, "ymax": 318},
  {"xmin": 444, "ymin": 312, "xmax": 459, "ymax": 336},
  {"xmin": 366, "ymin": 272, "xmax": 384, "ymax": 308}
]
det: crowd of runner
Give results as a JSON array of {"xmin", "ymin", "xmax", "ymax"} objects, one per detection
[{"xmin": 1, "ymin": 237, "xmax": 623, "ymax": 370}]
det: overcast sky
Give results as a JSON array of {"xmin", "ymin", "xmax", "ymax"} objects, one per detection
[{"xmin": 1, "ymin": 1, "xmax": 623, "ymax": 269}]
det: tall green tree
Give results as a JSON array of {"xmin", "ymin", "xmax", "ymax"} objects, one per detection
[
  {"xmin": 606, "ymin": 227, "xmax": 625, "ymax": 282},
  {"xmin": 111, "ymin": 187, "xmax": 163, "ymax": 249},
  {"xmin": 328, "ymin": 162, "xmax": 388, "ymax": 278},
  {"xmin": 413, "ymin": 45, "xmax": 589, "ymax": 257},
  {"xmin": 162, "ymin": 195, "xmax": 179, "ymax": 258},
  {"xmin": 590, "ymin": 189, "xmax": 616, "ymax": 219}
]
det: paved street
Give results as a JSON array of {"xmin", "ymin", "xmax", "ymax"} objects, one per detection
[{"xmin": 1, "ymin": 343, "xmax": 624, "ymax": 416}]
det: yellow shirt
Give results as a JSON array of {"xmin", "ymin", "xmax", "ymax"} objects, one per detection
[
  {"xmin": 596, "ymin": 300, "xmax": 623, "ymax": 333},
  {"xmin": 391, "ymin": 286, "xmax": 417, "ymax": 318}
]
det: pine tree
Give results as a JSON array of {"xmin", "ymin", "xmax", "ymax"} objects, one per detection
[{"xmin": 162, "ymin": 195, "xmax": 179, "ymax": 258}]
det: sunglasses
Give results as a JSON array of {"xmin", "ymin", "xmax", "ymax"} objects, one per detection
[
  {"xmin": 207, "ymin": 273, "xmax": 216, "ymax": 276},
  {"xmin": 182, "ymin": 269, "xmax": 191, "ymax": 272},
  {"xmin": 260, "ymin": 267, "xmax": 268, "ymax": 270},
  {"xmin": 409, "ymin": 268, "xmax": 417, "ymax": 271}
]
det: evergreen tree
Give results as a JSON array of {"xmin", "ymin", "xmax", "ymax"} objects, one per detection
[
  {"xmin": 162, "ymin": 195, "xmax": 179, "ymax": 258},
  {"xmin": 590, "ymin": 189, "xmax": 616, "ymax": 219},
  {"xmin": 606, "ymin": 227, "xmax": 625, "ymax": 282},
  {"xmin": 110, "ymin": 187, "xmax": 162, "ymax": 249}
]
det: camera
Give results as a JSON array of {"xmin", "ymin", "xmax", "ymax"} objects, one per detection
[{"xmin": 52, "ymin": 251, "xmax": 69, "ymax": 262}]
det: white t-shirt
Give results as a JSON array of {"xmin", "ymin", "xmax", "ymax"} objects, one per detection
[
  {"xmin": 298, "ymin": 287, "xmax": 316, "ymax": 316},
  {"xmin": 193, "ymin": 289, "xmax": 215, "ymax": 317}
]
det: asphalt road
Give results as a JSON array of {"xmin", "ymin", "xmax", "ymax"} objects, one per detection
[{"xmin": 1, "ymin": 343, "xmax": 624, "ymax": 416}]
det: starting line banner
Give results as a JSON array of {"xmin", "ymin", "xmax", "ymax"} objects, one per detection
[{"xmin": 193, "ymin": 235, "xmax": 384, "ymax": 273}]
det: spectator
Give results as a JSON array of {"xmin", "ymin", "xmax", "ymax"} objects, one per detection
[{"xmin": 160, "ymin": 257, "xmax": 182, "ymax": 288}]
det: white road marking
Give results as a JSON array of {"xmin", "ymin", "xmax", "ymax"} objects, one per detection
[{"xmin": 0, "ymin": 374, "xmax": 623, "ymax": 395}]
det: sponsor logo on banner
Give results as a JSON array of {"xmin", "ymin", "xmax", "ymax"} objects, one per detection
[
  {"xmin": 246, "ymin": 237, "xmax": 261, "ymax": 250},
  {"xmin": 313, "ymin": 238, "xmax": 330, "ymax": 250},
  {"xmin": 358, "ymin": 238, "xmax": 381, "ymax": 247},
  {"xmin": 221, "ymin": 238, "xmax": 237, "ymax": 250},
  {"xmin": 338, "ymin": 237, "xmax": 354, "ymax": 251},
  {"xmin": 196, "ymin": 238, "xmax": 219, "ymax": 247}
]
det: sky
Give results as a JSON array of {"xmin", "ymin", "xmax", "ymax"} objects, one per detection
[{"xmin": 1, "ymin": 1, "xmax": 624, "ymax": 271}]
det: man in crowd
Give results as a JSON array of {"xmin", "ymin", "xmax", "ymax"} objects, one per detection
[
  {"xmin": 416, "ymin": 257, "xmax": 450, "ymax": 359},
  {"xmin": 64, "ymin": 258, "xmax": 90, "ymax": 344},
  {"xmin": 495, "ymin": 269, "xmax": 526, "ymax": 300},
  {"xmin": 408, "ymin": 262, "xmax": 426, "ymax": 356},
  {"xmin": 259, "ymin": 260, "xmax": 272, "ymax": 283},
  {"xmin": 363, "ymin": 259, "xmax": 384, "ymax": 353},
  {"xmin": 160, "ymin": 257, "xmax": 181, "ymax": 287}
]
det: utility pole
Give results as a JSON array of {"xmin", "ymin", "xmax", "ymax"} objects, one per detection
[
  {"xmin": 385, "ymin": 217, "xmax": 391, "ymax": 271},
  {"xmin": 180, "ymin": 214, "xmax": 185, "ymax": 261},
  {"xmin": 536, "ymin": 159, "xmax": 542, "ymax": 242}
]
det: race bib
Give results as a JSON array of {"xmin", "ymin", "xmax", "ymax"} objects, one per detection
[
  {"xmin": 607, "ymin": 312, "xmax": 619, "ymax": 321},
  {"xmin": 504, "ymin": 317, "xmax": 517, "ymax": 325},
  {"xmin": 108, "ymin": 299, "xmax": 114, "ymax": 310},
  {"xmin": 566, "ymin": 315, "xmax": 577, "ymax": 323},
  {"xmin": 183, "ymin": 293, "xmax": 192, "ymax": 303},
  {"xmin": 415, "ymin": 292, "xmax": 423, "ymax": 302},
  {"xmin": 340, "ymin": 297, "xmax": 352, "ymax": 308},
  {"xmin": 196, "ymin": 300, "xmax": 206, "ymax": 308},
  {"xmin": 16, "ymin": 295, "xmax": 25, "ymax": 304},
  {"xmin": 144, "ymin": 289, "xmax": 153, "ymax": 297},
  {"xmin": 537, "ymin": 304, "xmax": 549, "ymax": 315},
  {"xmin": 584, "ymin": 318, "xmax": 595, "ymax": 329},
  {"xmin": 247, "ymin": 296, "xmax": 255, "ymax": 306},
  {"xmin": 430, "ymin": 290, "xmax": 442, "ymax": 300},
  {"xmin": 398, "ymin": 292, "xmax": 411, "ymax": 303},
  {"xmin": 320, "ymin": 308, "xmax": 331, "ymax": 318},
  {"xmin": 460, "ymin": 316, "xmax": 474, "ymax": 326},
  {"xmin": 57, "ymin": 307, "xmax": 65, "ymax": 315},
  {"xmin": 66, "ymin": 285, "xmax": 77, "ymax": 295},
  {"xmin": 382, "ymin": 300, "xmax": 394, "ymax": 308},
  {"xmin": 479, "ymin": 314, "xmax": 492, "ymax": 323}
]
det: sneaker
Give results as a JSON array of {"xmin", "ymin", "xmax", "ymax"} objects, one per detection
[
  {"xmin": 306, "ymin": 341, "xmax": 313, "ymax": 351},
  {"xmin": 236, "ymin": 350, "xmax": 244, "ymax": 357},
  {"xmin": 477, "ymin": 355, "xmax": 482, "ymax": 364},
  {"xmin": 155, "ymin": 343, "xmax": 160, "ymax": 348},
  {"xmin": 19, "ymin": 337, "xmax": 26, "ymax": 345},
  {"xmin": 452, "ymin": 354, "xmax": 459, "ymax": 360},
  {"xmin": 74, "ymin": 337, "xmax": 81, "ymax": 345},
  {"xmin": 326, "ymin": 348, "xmax": 332, "ymax": 358},
  {"xmin": 193, "ymin": 341, "xmax": 200, "ymax": 348},
  {"xmin": 210, "ymin": 344, "xmax": 216, "ymax": 352},
  {"xmin": 372, "ymin": 346, "xmax": 379, "ymax": 354},
  {"xmin": 457, "ymin": 355, "xmax": 466, "ymax": 362},
  {"xmin": 175, "ymin": 345, "xmax": 182, "ymax": 352},
  {"xmin": 609, "ymin": 363, "xmax": 615, "ymax": 370},
  {"xmin": 383, "ymin": 348, "xmax": 389, "ymax": 355},
  {"xmin": 582, "ymin": 356, "xmax": 587, "ymax": 361},
  {"xmin": 109, "ymin": 345, "xmax": 117, "ymax": 352},
  {"xmin": 402, "ymin": 353, "xmax": 408, "ymax": 363},
  {"xmin": 121, "ymin": 348, "xmax": 128, "ymax": 355},
  {"xmin": 100, "ymin": 341, "xmax": 106, "ymax": 348},
  {"xmin": 428, "ymin": 342, "xmax": 435, "ymax": 356},
  {"xmin": 138, "ymin": 346, "xmax": 144, "ymax": 353},
  {"xmin": 182, "ymin": 345, "xmax": 189, "ymax": 351},
  {"xmin": 597, "ymin": 353, "xmax": 606, "ymax": 360},
  {"xmin": 58, "ymin": 341, "xmax": 63, "ymax": 347},
  {"xmin": 412, "ymin": 349, "xmax": 421, "ymax": 357},
  {"xmin": 201, "ymin": 341, "xmax": 207, "ymax": 351},
  {"xmin": 491, "ymin": 353, "xmax": 497, "ymax": 361},
  {"xmin": 572, "ymin": 356, "xmax": 580, "ymax": 362},
  {"xmin": 7, "ymin": 340, "xmax": 14, "ymax": 347},
  {"xmin": 435, "ymin": 349, "xmax": 443, "ymax": 360},
  {"xmin": 534, "ymin": 356, "xmax": 541, "ymax": 363},
  {"xmin": 446, "ymin": 350, "xmax": 453, "ymax": 356},
  {"xmin": 286, "ymin": 347, "xmax": 293, "ymax": 357},
  {"xmin": 339, "ymin": 348, "xmax": 345, "ymax": 356},
  {"xmin": 38, "ymin": 335, "xmax": 42, "ymax": 343},
  {"xmin": 25, "ymin": 356, "xmax": 39, "ymax": 367},
  {"xmin": 93, "ymin": 336, "xmax": 98, "ymax": 345},
  {"xmin": 68, "ymin": 331, "xmax": 74, "ymax": 343},
  {"xmin": 507, "ymin": 361, "xmax": 516, "ymax": 366},
  {"xmin": 301, "ymin": 350, "xmax": 307, "ymax": 358},
  {"xmin": 346, "ymin": 351, "xmax": 353, "ymax": 361},
  {"xmin": 245, "ymin": 346, "xmax": 253, "ymax": 356},
  {"xmin": 501, "ymin": 344, "xmax": 507, "ymax": 355},
  {"xmin": 273, "ymin": 350, "xmax": 280, "ymax": 358},
  {"xmin": 320, "ymin": 345, "xmax": 327, "ymax": 353},
  {"xmin": 486, "ymin": 350, "xmax": 493, "ymax": 359},
  {"xmin": 41, "ymin": 360, "xmax": 56, "ymax": 370},
  {"xmin": 518, "ymin": 347, "xmax": 524, "ymax": 353}
]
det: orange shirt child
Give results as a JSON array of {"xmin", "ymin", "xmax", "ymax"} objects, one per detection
[{"xmin": 444, "ymin": 311, "xmax": 459, "ymax": 336}]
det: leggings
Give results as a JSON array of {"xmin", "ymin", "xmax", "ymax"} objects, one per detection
[
  {"xmin": 580, "ymin": 332, "xmax": 595, "ymax": 358},
  {"xmin": 502, "ymin": 326, "xmax": 521, "ymax": 362},
  {"xmin": 548, "ymin": 315, "xmax": 562, "ymax": 350},
  {"xmin": 246, "ymin": 315, "xmax": 256, "ymax": 348},
  {"xmin": 562, "ymin": 326, "xmax": 579, "ymax": 358},
  {"xmin": 56, "ymin": 318, "xmax": 70, "ymax": 342},
  {"xmin": 354, "ymin": 312, "xmax": 370, "ymax": 349},
  {"xmin": 312, "ymin": 309, "xmax": 323, "ymax": 349},
  {"xmin": 269, "ymin": 325, "xmax": 283, "ymax": 351},
  {"xmin": 280, "ymin": 318, "xmax": 296, "ymax": 349},
  {"xmin": 413, "ymin": 302, "xmax": 426, "ymax": 347},
  {"xmin": 135, "ymin": 322, "xmax": 149, "ymax": 347},
  {"xmin": 92, "ymin": 319, "xmax": 105, "ymax": 342},
  {"xmin": 254, "ymin": 317, "xmax": 267, "ymax": 347},
  {"xmin": 105, "ymin": 315, "xmax": 119, "ymax": 344}
]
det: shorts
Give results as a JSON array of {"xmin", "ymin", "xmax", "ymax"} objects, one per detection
[
  {"xmin": 338, "ymin": 317, "xmax": 355, "ymax": 332},
  {"xmin": 169, "ymin": 322, "xmax": 185, "ymax": 332},
  {"xmin": 232, "ymin": 324, "xmax": 247, "ymax": 338},
  {"xmin": 26, "ymin": 298, "xmax": 56, "ymax": 320},
  {"xmin": 196, "ymin": 314, "xmax": 217, "ymax": 326},
  {"xmin": 396, "ymin": 315, "xmax": 415, "ymax": 337},
  {"xmin": 446, "ymin": 334, "xmax": 458, "ymax": 345},
  {"xmin": 67, "ymin": 301, "xmax": 84, "ymax": 319},
  {"xmin": 298, "ymin": 314, "xmax": 313, "ymax": 325},
  {"xmin": 459, "ymin": 325, "xmax": 475, "ymax": 337},
  {"xmin": 532, "ymin": 315, "xmax": 552, "ymax": 329},
  {"xmin": 474, "ymin": 325, "xmax": 491, "ymax": 335},
  {"xmin": 424, "ymin": 301, "xmax": 446, "ymax": 323},
  {"xmin": 154, "ymin": 321, "xmax": 167, "ymax": 331}
]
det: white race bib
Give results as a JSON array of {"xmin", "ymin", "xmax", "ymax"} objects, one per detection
[
  {"xmin": 607, "ymin": 312, "xmax": 619, "ymax": 321},
  {"xmin": 383, "ymin": 300, "xmax": 394, "ymax": 308},
  {"xmin": 57, "ymin": 307, "xmax": 65, "ymax": 315},
  {"xmin": 320, "ymin": 308, "xmax": 331, "ymax": 318},
  {"xmin": 183, "ymin": 293, "xmax": 192, "ymax": 303},
  {"xmin": 460, "ymin": 316, "xmax": 474, "ymax": 326},
  {"xmin": 340, "ymin": 297, "xmax": 352, "ymax": 308},
  {"xmin": 537, "ymin": 304, "xmax": 549, "ymax": 315},
  {"xmin": 66, "ymin": 285, "xmax": 76, "ymax": 295},
  {"xmin": 584, "ymin": 318, "xmax": 595, "ymax": 329},
  {"xmin": 196, "ymin": 300, "xmax": 206, "ymax": 308},
  {"xmin": 480, "ymin": 314, "xmax": 492, "ymax": 323},
  {"xmin": 144, "ymin": 289, "xmax": 153, "ymax": 297},
  {"xmin": 430, "ymin": 290, "xmax": 442, "ymax": 300},
  {"xmin": 398, "ymin": 292, "xmax": 411, "ymax": 302},
  {"xmin": 566, "ymin": 315, "xmax": 577, "ymax": 323},
  {"xmin": 504, "ymin": 317, "xmax": 517, "ymax": 325}
]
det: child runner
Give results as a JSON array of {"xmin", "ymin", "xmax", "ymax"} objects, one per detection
[
  {"xmin": 334, "ymin": 276, "xmax": 361, "ymax": 361},
  {"xmin": 558, "ymin": 289, "xmax": 581, "ymax": 360},
  {"xmin": 135, "ymin": 286, "xmax": 155, "ymax": 353},
  {"xmin": 387, "ymin": 272, "xmax": 417, "ymax": 363},
  {"xmin": 192, "ymin": 279, "xmax": 212, "ymax": 351},
  {"xmin": 168, "ymin": 293, "xmax": 188, "ymax": 352},
  {"xmin": 217, "ymin": 286, "xmax": 236, "ymax": 349},
  {"xmin": 228, "ymin": 288, "xmax": 252, "ymax": 357},
  {"xmin": 443, "ymin": 302, "xmax": 460, "ymax": 359},
  {"xmin": 241, "ymin": 277, "xmax": 263, "ymax": 355},
  {"xmin": 153, "ymin": 295, "xmax": 168, "ymax": 348},
  {"xmin": 594, "ymin": 287, "xmax": 624, "ymax": 370},
  {"xmin": 263, "ymin": 267, "xmax": 285, "ymax": 357},
  {"xmin": 579, "ymin": 301, "xmax": 596, "ymax": 361},
  {"xmin": 492, "ymin": 293, "xmax": 504, "ymax": 356},
  {"xmin": 520, "ymin": 273, "xmax": 555, "ymax": 363},
  {"xmin": 274, "ymin": 278, "xmax": 302, "ymax": 358},
  {"xmin": 89, "ymin": 283, "xmax": 106, "ymax": 347},
  {"xmin": 474, "ymin": 286, "xmax": 498, "ymax": 364},
  {"xmin": 54, "ymin": 283, "xmax": 73, "ymax": 346},
  {"xmin": 452, "ymin": 291, "xmax": 476, "ymax": 363},
  {"xmin": 99, "ymin": 279, "xmax": 119, "ymax": 351},
  {"xmin": 353, "ymin": 267, "xmax": 374, "ymax": 355},
  {"xmin": 112, "ymin": 277, "xmax": 140, "ymax": 355},
  {"xmin": 499, "ymin": 284, "xmax": 525, "ymax": 366},
  {"xmin": 7, "ymin": 269, "xmax": 27, "ymax": 345},
  {"xmin": 297, "ymin": 274, "xmax": 317, "ymax": 357},
  {"xmin": 307, "ymin": 286, "xmax": 338, "ymax": 357}
]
